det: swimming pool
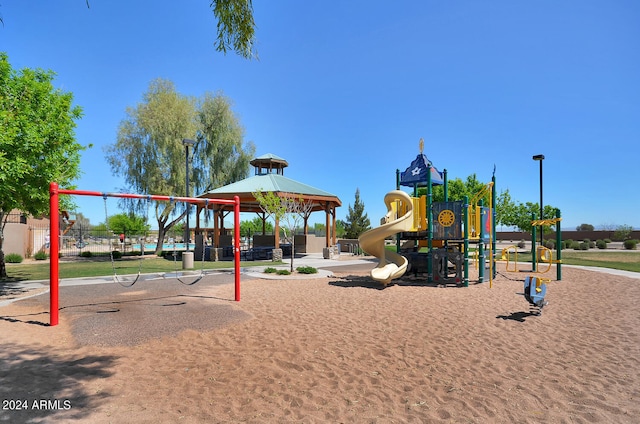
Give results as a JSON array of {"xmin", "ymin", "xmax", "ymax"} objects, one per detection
[{"xmin": 132, "ymin": 243, "xmax": 196, "ymax": 251}]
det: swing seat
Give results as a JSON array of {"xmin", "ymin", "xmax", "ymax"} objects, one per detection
[{"xmin": 524, "ymin": 276, "xmax": 549, "ymax": 308}]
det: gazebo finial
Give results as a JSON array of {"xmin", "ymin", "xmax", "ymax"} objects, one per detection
[{"xmin": 419, "ymin": 137, "xmax": 424, "ymax": 154}]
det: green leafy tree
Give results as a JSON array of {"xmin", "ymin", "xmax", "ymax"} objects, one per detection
[
  {"xmin": 105, "ymin": 79, "xmax": 196, "ymax": 254},
  {"xmin": 252, "ymin": 190, "xmax": 313, "ymax": 272},
  {"xmin": 504, "ymin": 202, "xmax": 558, "ymax": 233},
  {"xmin": 576, "ymin": 223, "xmax": 595, "ymax": 231},
  {"xmin": 312, "ymin": 223, "xmax": 325, "ymax": 236},
  {"xmin": 167, "ymin": 223, "xmax": 184, "ymax": 241},
  {"xmin": 335, "ymin": 220, "xmax": 346, "ymax": 238},
  {"xmin": 105, "ymin": 79, "xmax": 253, "ymax": 254},
  {"xmin": 427, "ymin": 174, "xmax": 490, "ymax": 205},
  {"xmin": 240, "ymin": 216, "xmax": 273, "ymax": 237},
  {"xmin": 193, "ymin": 92, "xmax": 255, "ymax": 194},
  {"xmin": 344, "ymin": 189, "xmax": 371, "ymax": 239},
  {"xmin": 613, "ymin": 224, "xmax": 633, "ymax": 241},
  {"xmin": 0, "ymin": 53, "xmax": 84, "ymax": 278},
  {"xmin": 89, "ymin": 222, "xmax": 107, "ymax": 237},
  {"xmin": 106, "ymin": 213, "xmax": 150, "ymax": 237},
  {"xmin": 495, "ymin": 189, "xmax": 517, "ymax": 230},
  {"xmin": 6, "ymin": 1, "xmax": 258, "ymax": 59},
  {"xmin": 211, "ymin": 0, "xmax": 257, "ymax": 59}
]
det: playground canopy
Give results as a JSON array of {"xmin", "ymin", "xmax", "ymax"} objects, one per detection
[
  {"xmin": 399, "ymin": 153, "xmax": 444, "ymax": 187},
  {"xmin": 197, "ymin": 153, "xmax": 342, "ymax": 248}
]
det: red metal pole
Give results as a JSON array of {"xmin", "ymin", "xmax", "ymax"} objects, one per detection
[
  {"xmin": 49, "ymin": 182, "xmax": 60, "ymax": 326},
  {"xmin": 234, "ymin": 195, "xmax": 241, "ymax": 302},
  {"xmin": 56, "ymin": 189, "xmax": 236, "ymax": 206},
  {"xmin": 46, "ymin": 186, "xmax": 239, "ymax": 325}
]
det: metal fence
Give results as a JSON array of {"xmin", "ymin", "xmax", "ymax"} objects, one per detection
[{"xmin": 59, "ymin": 226, "xmax": 175, "ymax": 257}]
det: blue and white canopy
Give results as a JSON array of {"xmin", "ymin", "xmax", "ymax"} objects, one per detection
[{"xmin": 399, "ymin": 153, "xmax": 444, "ymax": 187}]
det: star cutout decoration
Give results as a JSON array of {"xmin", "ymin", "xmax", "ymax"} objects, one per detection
[{"xmin": 411, "ymin": 167, "xmax": 421, "ymax": 176}]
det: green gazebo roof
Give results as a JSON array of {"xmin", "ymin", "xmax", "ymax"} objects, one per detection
[{"xmin": 199, "ymin": 154, "xmax": 341, "ymax": 213}]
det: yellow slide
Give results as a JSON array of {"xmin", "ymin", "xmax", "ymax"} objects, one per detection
[{"xmin": 358, "ymin": 190, "xmax": 414, "ymax": 286}]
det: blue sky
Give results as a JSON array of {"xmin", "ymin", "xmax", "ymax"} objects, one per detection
[{"xmin": 2, "ymin": 1, "xmax": 639, "ymax": 230}]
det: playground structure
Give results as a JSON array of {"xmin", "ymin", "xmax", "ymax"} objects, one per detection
[
  {"xmin": 359, "ymin": 140, "xmax": 563, "ymax": 296},
  {"xmin": 523, "ymin": 275, "xmax": 550, "ymax": 314},
  {"xmin": 359, "ymin": 141, "xmax": 497, "ymax": 287},
  {"xmin": 48, "ymin": 182, "xmax": 242, "ymax": 327},
  {"xmin": 357, "ymin": 190, "xmax": 415, "ymax": 285},
  {"xmin": 501, "ymin": 215, "xmax": 563, "ymax": 312},
  {"xmin": 500, "ymin": 214, "xmax": 563, "ymax": 280}
]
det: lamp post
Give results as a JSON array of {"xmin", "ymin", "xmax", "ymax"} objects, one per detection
[
  {"xmin": 182, "ymin": 138, "xmax": 195, "ymax": 251},
  {"xmin": 532, "ymin": 154, "xmax": 545, "ymax": 248}
]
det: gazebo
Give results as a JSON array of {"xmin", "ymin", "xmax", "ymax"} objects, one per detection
[{"xmin": 195, "ymin": 153, "xmax": 342, "ymax": 253}]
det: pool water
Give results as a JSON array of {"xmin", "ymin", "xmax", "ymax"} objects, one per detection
[{"xmin": 132, "ymin": 243, "xmax": 196, "ymax": 251}]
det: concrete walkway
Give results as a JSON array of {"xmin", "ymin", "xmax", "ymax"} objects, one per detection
[
  {"xmin": 0, "ymin": 253, "xmax": 376, "ymax": 307},
  {"xmin": 3, "ymin": 252, "xmax": 639, "ymax": 308}
]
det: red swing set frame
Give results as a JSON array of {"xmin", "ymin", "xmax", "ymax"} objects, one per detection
[{"xmin": 48, "ymin": 182, "xmax": 241, "ymax": 327}]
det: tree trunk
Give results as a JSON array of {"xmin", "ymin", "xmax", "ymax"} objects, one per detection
[
  {"xmin": 290, "ymin": 237, "xmax": 295, "ymax": 273},
  {"xmin": 0, "ymin": 217, "xmax": 5, "ymax": 278},
  {"xmin": 155, "ymin": 225, "xmax": 167, "ymax": 255},
  {"xmin": 0, "ymin": 247, "xmax": 6, "ymax": 279}
]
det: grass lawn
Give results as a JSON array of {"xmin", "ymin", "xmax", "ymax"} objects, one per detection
[
  {"xmin": 2, "ymin": 256, "xmax": 281, "ymax": 283},
  {"xmin": 500, "ymin": 249, "xmax": 640, "ymax": 273},
  {"xmin": 399, "ymin": 244, "xmax": 640, "ymax": 274},
  {"xmin": 559, "ymin": 250, "xmax": 640, "ymax": 273}
]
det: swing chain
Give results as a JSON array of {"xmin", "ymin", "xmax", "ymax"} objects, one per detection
[
  {"xmin": 171, "ymin": 198, "xmax": 209, "ymax": 285},
  {"xmin": 103, "ymin": 193, "xmax": 146, "ymax": 287}
]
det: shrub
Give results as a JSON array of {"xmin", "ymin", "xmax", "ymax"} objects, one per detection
[
  {"xmin": 604, "ymin": 238, "xmax": 612, "ymax": 243},
  {"xmin": 34, "ymin": 251, "xmax": 48, "ymax": 260},
  {"xmin": 111, "ymin": 250, "xmax": 122, "ymax": 259},
  {"xmin": 296, "ymin": 266, "xmax": 318, "ymax": 274},
  {"xmin": 5, "ymin": 253, "xmax": 23, "ymax": 263},
  {"xmin": 264, "ymin": 267, "xmax": 278, "ymax": 274},
  {"xmin": 517, "ymin": 240, "xmax": 526, "ymax": 249},
  {"xmin": 623, "ymin": 239, "xmax": 638, "ymax": 250},
  {"xmin": 276, "ymin": 269, "xmax": 291, "ymax": 275},
  {"xmin": 596, "ymin": 240, "xmax": 607, "ymax": 249},
  {"xmin": 569, "ymin": 241, "xmax": 581, "ymax": 250},
  {"xmin": 579, "ymin": 242, "xmax": 589, "ymax": 250},
  {"xmin": 613, "ymin": 225, "xmax": 633, "ymax": 241},
  {"xmin": 80, "ymin": 251, "xmax": 93, "ymax": 258},
  {"xmin": 543, "ymin": 239, "xmax": 555, "ymax": 249}
]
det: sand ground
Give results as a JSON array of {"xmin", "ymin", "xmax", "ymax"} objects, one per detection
[{"xmin": 1, "ymin": 262, "xmax": 639, "ymax": 423}]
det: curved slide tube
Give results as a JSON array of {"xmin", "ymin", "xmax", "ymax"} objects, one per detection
[{"xmin": 358, "ymin": 190, "xmax": 414, "ymax": 286}]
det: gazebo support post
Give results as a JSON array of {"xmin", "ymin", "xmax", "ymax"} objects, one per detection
[
  {"xmin": 213, "ymin": 208, "xmax": 220, "ymax": 247},
  {"xmin": 325, "ymin": 203, "xmax": 331, "ymax": 248},
  {"xmin": 331, "ymin": 206, "xmax": 337, "ymax": 246}
]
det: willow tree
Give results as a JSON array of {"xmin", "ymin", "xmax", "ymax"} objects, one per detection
[
  {"xmin": 6, "ymin": 1, "xmax": 258, "ymax": 59},
  {"xmin": 0, "ymin": 53, "xmax": 84, "ymax": 278},
  {"xmin": 211, "ymin": 0, "xmax": 257, "ymax": 59},
  {"xmin": 105, "ymin": 79, "xmax": 195, "ymax": 253},
  {"xmin": 193, "ymin": 92, "xmax": 255, "ymax": 194},
  {"xmin": 105, "ymin": 79, "xmax": 254, "ymax": 254}
]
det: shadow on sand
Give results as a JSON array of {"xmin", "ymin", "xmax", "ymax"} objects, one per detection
[
  {"xmin": 328, "ymin": 273, "xmax": 476, "ymax": 290},
  {"xmin": 0, "ymin": 343, "xmax": 118, "ymax": 422},
  {"xmin": 495, "ymin": 310, "xmax": 542, "ymax": 322}
]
